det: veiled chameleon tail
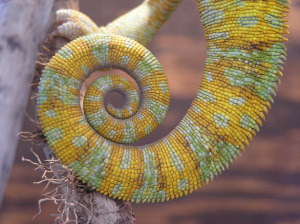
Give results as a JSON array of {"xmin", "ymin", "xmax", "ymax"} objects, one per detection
[
  {"xmin": 83, "ymin": 74, "xmax": 168, "ymax": 144},
  {"xmin": 84, "ymin": 75, "xmax": 140, "ymax": 120},
  {"xmin": 38, "ymin": 34, "xmax": 170, "ymax": 148},
  {"xmin": 38, "ymin": 0, "xmax": 289, "ymax": 203}
]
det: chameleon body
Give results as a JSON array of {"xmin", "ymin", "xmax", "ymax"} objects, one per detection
[{"xmin": 37, "ymin": 0, "xmax": 289, "ymax": 202}]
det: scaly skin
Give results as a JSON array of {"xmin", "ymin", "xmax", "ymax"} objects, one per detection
[
  {"xmin": 56, "ymin": 0, "xmax": 182, "ymax": 45},
  {"xmin": 37, "ymin": 0, "xmax": 289, "ymax": 203}
]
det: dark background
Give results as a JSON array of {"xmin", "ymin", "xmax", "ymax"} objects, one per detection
[{"xmin": 1, "ymin": 0, "xmax": 299, "ymax": 223}]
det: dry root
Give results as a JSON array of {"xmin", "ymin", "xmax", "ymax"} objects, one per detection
[{"xmin": 23, "ymin": 149, "xmax": 95, "ymax": 224}]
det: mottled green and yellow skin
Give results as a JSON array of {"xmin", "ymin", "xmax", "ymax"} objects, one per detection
[{"xmin": 38, "ymin": 0, "xmax": 289, "ymax": 202}]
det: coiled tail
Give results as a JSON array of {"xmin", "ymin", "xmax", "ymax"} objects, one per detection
[{"xmin": 38, "ymin": 0, "xmax": 289, "ymax": 203}]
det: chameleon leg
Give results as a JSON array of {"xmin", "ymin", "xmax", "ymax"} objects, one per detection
[
  {"xmin": 54, "ymin": 9, "xmax": 100, "ymax": 40},
  {"xmin": 54, "ymin": 0, "xmax": 183, "ymax": 45}
]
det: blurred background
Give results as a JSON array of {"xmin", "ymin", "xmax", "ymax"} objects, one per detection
[{"xmin": 1, "ymin": 0, "xmax": 299, "ymax": 223}]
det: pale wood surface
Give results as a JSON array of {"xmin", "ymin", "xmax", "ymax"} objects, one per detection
[{"xmin": 0, "ymin": 0, "xmax": 55, "ymax": 207}]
